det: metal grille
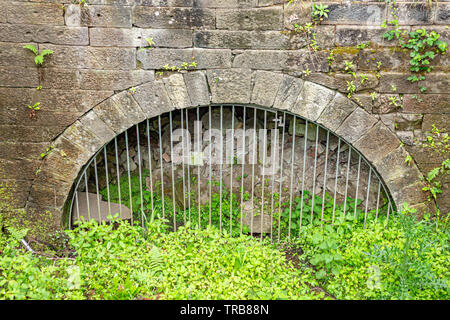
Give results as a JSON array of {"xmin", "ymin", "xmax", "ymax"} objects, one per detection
[{"xmin": 68, "ymin": 105, "xmax": 394, "ymax": 240}]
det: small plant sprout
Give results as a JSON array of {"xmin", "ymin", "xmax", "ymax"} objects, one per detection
[
  {"xmin": 36, "ymin": 86, "xmax": 42, "ymax": 91},
  {"xmin": 346, "ymin": 80, "xmax": 356, "ymax": 98},
  {"xmin": 23, "ymin": 44, "xmax": 53, "ymax": 66},
  {"xmin": 129, "ymin": 87, "xmax": 136, "ymax": 95},
  {"xmin": 311, "ymin": 3, "xmax": 329, "ymax": 24},
  {"xmin": 391, "ymin": 84, "xmax": 397, "ymax": 92},
  {"xmin": 356, "ymin": 42, "xmax": 371, "ymax": 50},
  {"xmin": 360, "ymin": 74, "xmax": 368, "ymax": 85},
  {"xmin": 303, "ymin": 68, "xmax": 311, "ymax": 77},
  {"xmin": 27, "ymin": 102, "xmax": 40, "ymax": 119},
  {"xmin": 389, "ymin": 96, "xmax": 401, "ymax": 107},
  {"xmin": 40, "ymin": 145, "xmax": 54, "ymax": 159},
  {"xmin": 405, "ymin": 155, "xmax": 413, "ymax": 166},
  {"xmin": 140, "ymin": 37, "xmax": 155, "ymax": 51},
  {"xmin": 370, "ymin": 92, "xmax": 377, "ymax": 101}
]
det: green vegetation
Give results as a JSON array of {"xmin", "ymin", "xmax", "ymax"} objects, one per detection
[
  {"xmin": 2, "ymin": 167, "xmax": 448, "ymax": 300},
  {"xmin": 23, "ymin": 44, "xmax": 53, "ymax": 66}
]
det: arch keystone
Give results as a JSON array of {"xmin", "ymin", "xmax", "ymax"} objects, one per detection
[{"xmin": 206, "ymin": 68, "xmax": 252, "ymax": 104}]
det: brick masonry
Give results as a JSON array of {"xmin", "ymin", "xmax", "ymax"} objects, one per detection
[{"xmin": 0, "ymin": 0, "xmax": 448, "ymax": 225}]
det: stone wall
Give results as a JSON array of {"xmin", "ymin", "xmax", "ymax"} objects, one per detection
[{"xmin": 0, "ymin": 0, "xmax": 448, "ymax": 226}]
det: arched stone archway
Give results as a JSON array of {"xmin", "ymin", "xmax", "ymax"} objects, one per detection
[{"xmin": 26, "ymin": 69, "xmax": 427, "ymax": 227}]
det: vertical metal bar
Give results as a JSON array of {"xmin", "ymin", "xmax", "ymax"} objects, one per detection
[
  {"xmin": 386, "ymin": 201, "xmax": 391, "ymax": 225},
  {"xmin": 277, "ymin": 112, "xmax": 286, "ymax": 242},
  {"xmin": 146, "ymin": 119, "xmax": 154, "ymax": 215},
  {"xmin": 321, "ymin": 131, "xmax": 330, "ymax": 222},
  {"xmin": 375, "ymin": 180, "xmax": 381, "ymax": 224},
  {"xmin": 169, "ymin": 111, "xmax": 176, "ymax": 231},
  {"xmin": 343, "ymin": 147, "xmax": 352, "ymax": 216},
  {"xmin": 93, "ymin": 157, "xmax": 101, "ymax": 222},
  {"xmin": 136, "ymin": 124, "xmax": 144, "ymax": 228},
  {"xmin": 219, "ymin": 105, "xmax": 223, "ymax": 232},
  {"xmin": 158, "ymin": 115, "xmax": 165, "ymax": 219},
  {"xmin": 270, "ymin": 110, "xmax": 278, "ymax": 241},
  {"xmin": 84, "ymin": 171, "xmax": 90, "ymax": 220},
  {"xmin": 260, "ymin": 110, "xmax": 267, "ymax": 240},
  {"xmin": 230, "ymin": 105, "xmax": 235, "ymax": 236},
  {"xmin": 240, "ymin": 106, "xmax": 246, "ymax": 235},
  {"xmin": 185, "ymin": 109, "xmax": 191, "ymax": 225},
  {"xmin": 354, "ymin": 155, "xmax": 362, "ymax": 219},
  {"xmin": 180, "ymin": 111, "xmax": 187, "ymax": 224},
  {"xmin": 310, "ymin": 125, "xmax": 319, "ymax": 225},
  {"xmin": 197, "ymin": 106, "xmax": 201, "ymax": 229},
  {"xmin": 332, "ymin": 138, "xmax": 341, "ymax": 224},
  {"xmin": 125, "ymin": 130, "xmax": 133, "ymax": 225},
  {"xmin": 75, "ymin": 190, "xmax": 80, "ymax": 221},
  {"xmin": 299, "ymin": 120, "xmax": 308, "ymax": 233},
  {"xmin": 364, "ymin": 167, "xmax": 372, "ymax": 228},
  {"xmin": 114, "ymin": 137, "xmax": 122, "ymax": 218},
  {"xmin": 380, "ymin": 182, "xmax": 392, "ymax": 225},
  {"xmin": 288, "ymin": 115, "xmax": 296, "ymax": 238},
  {"xmin": 250, "ymin": 109, "xmax": 257, "ymax": 235},
  {"xmin": 103, "ymin": 146, "xmax": 111, "ymax": 217},
  {"xmin": 209, "ymin": 105, "xmax": 212, "ymax": 226}
]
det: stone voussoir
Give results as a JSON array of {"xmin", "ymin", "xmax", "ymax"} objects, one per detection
[
  {"xmin": 335, "ymin": 107, "xmax": 378, "ymax": 144},
  {"xmin": 250, "ymin": 70, "xmax": 284, "ymax": 107},
  {"xmin": 353, "ymin": 121, "xmax": 401, "ymax": 165},
  {"xmin": 183, "ymin": 71, "xmax": 211, "ymax": 106},
  {"xmin": 163, "ymin": 73, "xmax": 192, "ymax": 109},
  {"xmin": 316, "ymin": 92, "xmax": 358, "ymax": 132},
  {"xmin": 291, "ymin": 81, "xmax": 336, "ymax": 121},
  {"xmin": 206, "ymin": 68, "xmax": 253, "ymax": 104},
  {"xmin": 133, "ymin": 80, "xmax": 175, "ymax": 118},
  {"xmin": 272, "ymin": 75, "xmax": 304, "ymax": 111}
]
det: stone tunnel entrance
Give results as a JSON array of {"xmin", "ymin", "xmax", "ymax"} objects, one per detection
[{"xmin": 67, "ymin": 104, "xmax": 394, "ymax": 240}]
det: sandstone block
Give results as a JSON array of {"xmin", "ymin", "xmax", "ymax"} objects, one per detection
[
  {"xmin": 335, "ymin": 108, "xmax": 378, "ymax": 144},
  {"xmin": 7, "ymin": 3, "xmax": 64, "ymax": 25},
  {"xmin": 132, "ymin": 6, "xmax": 215, "ymax": 29},
  {"xmin": 206, "ymin": 69, "xmax": 252, "ymax": 104},
  {"xmin": 0, "ymin": 24, "xmax": 89, "ymax": 45},
  {"xmin": 65, "ymin": 4, "xmax": 132, "ymax": 27},
  {"xmin": 137, "ymin": 48, "xmax": 231, "ymax": 69},
  {"xmin": 194, "ymin": 30, "xmax": 307, "ymax": 50},
  {"xmin": 251, "ymin": 70, "xmax": 284, "ymax": 107},
  {"xmin": 79, "ymin": 110, "xmax": 116, "ymax": 145},
  {"xmin": 216, "ymin": 6, "xmax": 283, "ymax": 31},
  {"xmin": 183, "ymin": 71, "xmax": 210, "ymax": 106},
  {"xmin": 163, "ymin": 73, "xmax": 191, "ymax": 109},
  {"xmin": 79, "ymin": 70, "xmax": 154, "ymax": 90},
  {"xmin": 0, "ymin": 67, "xmax": 39, "ymax": 87},
  {"xmin": 133, "ymin": 81, "xmax": 175, "ymax": 118},
  {"xmin": 353, "ymin": 122, "xmax": 401, "ymax": 165},
  {"xmin": 40, "ymin": 45, "xmax": 136, "ymax": 70},
  {"xmin": 292, "ymin": 82, "xmax": 336, "ymax": 121},
  {"xmin": 90, "ymin": 27, "xmax": 193, "ymax": 47},
  {"xmin": 317, "ymin": 92, "xmax": 358, "ymax": 132},
  {"xmin": 272, "ymin": 75, "xmax": 304, "ymax": 111},
  {"xmin": 323, "ymin": 3, "xmax": 386, "ymax": 25}
]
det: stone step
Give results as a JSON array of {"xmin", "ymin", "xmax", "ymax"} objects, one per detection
[{"xmin": 73, "ymin": 191, "xmax": 132, "ymax": 222}]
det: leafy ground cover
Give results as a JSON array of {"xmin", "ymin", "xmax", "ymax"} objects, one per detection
[{"xmin": 0, "ymin": 177, "xmax": 449, "ymax": 300}]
